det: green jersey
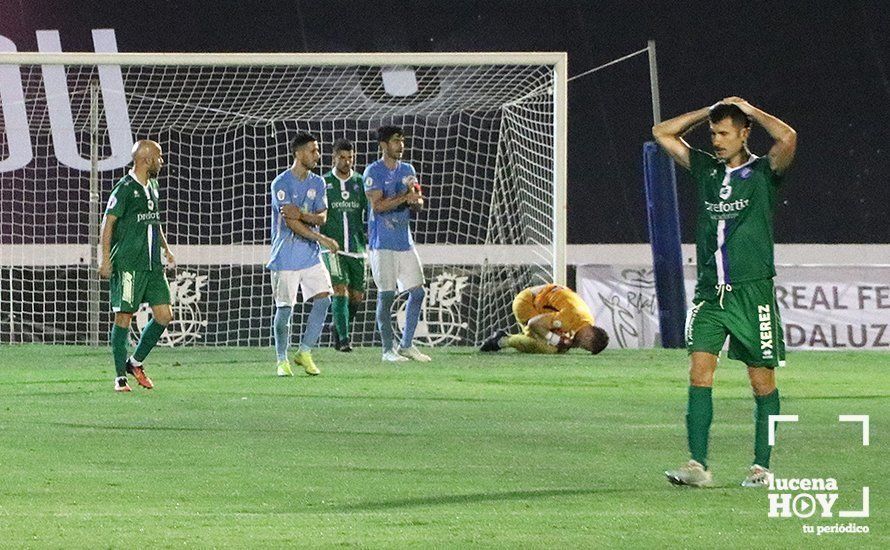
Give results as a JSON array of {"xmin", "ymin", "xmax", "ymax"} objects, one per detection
[
  {"xmin": 689, "ymin": 149, "xmax": 782, "ymax": 298},
  {"xmin": 321, "ymin": 170, "xmax": 367, "ymax": 257},
  {"xmin": 104, "ymin": 171, "xmax": 164, "ymax": 272}
]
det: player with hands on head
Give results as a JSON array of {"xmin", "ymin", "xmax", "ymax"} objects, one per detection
[{"xmin": 653, "ymin": 96, "xmax": 796, "ymax": 488}]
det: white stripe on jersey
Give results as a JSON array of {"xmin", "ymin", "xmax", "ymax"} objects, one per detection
[
  {"xmin": 715, "ymin": 219, "xmax": 726, "ymax": 285},
  {"xmin": 141, "ymin": 183, "xmax": 154, "ymax": 270},
  {"xmin": 146, "ymin": 225, "xmax": 153, "ymax": 270},
  {"xmin": 713, "ymin": 170, "xmax": 732, "ymax": 285},
  {"xmin": 338, "ymin": 176, "xmax": 351, "ymax": 254},
  {"xmin": 342, "ymin": 212, "xmax": 349, "ymax": 253}
]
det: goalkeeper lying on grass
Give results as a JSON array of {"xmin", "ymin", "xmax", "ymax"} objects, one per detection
[{"xmin": 480, "ymin": 284, "xmax": 609, "ymax": 354}]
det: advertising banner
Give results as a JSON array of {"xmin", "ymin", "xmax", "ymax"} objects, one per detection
[{"xmin": 577, "ymin": 265, "xmax": 890, "ymax": 351}]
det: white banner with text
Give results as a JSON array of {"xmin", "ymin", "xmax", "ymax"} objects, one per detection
[{"xmin": 577, "ymin": 265, "xmax": 890, "ymax": 351}]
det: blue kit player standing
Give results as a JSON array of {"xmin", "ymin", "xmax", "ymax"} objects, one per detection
[
  {"xmin": 268, "ymin": 132, "xmax": 340, "ymax": 377},
  {"xmin": 364, "ymin": 126, "xmax": 430, "ymax": 362}
]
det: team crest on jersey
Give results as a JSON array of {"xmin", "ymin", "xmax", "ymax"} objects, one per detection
[
  {"xmin": 276, "ymin": 189, "xmax": 286, "ymax": 201},
  {"xmin": 341, "ymin": 190, "xmax": 350, "ymax": 201},
  {"xmin": 147, "ymin": 199, "xmax": 155, "ymax": 211},
  {"xmin": 719, "ymin": 183, "xmax": 733, "ymax": 200},
  {"xmin": 307, "ymin": 189, "xmax": 317, "ymax": 200}
]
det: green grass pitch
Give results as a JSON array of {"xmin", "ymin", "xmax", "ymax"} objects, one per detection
[{"xmin": 0, "ymin": 346, "xmax": 886, "ymax": 548}]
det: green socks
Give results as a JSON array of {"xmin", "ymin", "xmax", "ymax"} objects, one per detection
[
  {"xmin": 686, "ymin": 385, "xmax": 713, "ymax": 468},
  {"xmin": 112, "ymin": 319, "xmax": 166, "ymax": 377},
  {"xmin": 133, "ymin": 319, "xmax": 167, "ymax": 363},
  {"xmin": 684, "ymin": 385, "xmax": 780, "ymax": 470},
  {"xmin": 332, "ymin": 295, "xmax": 349, "ymax": 340},
  {"xmin": 110, "ymin": 324, "xmax": 130, "ymax": 377},
  {"xmin": 754, "ymin": 389, "xmax": 780, "ymax": 468}
]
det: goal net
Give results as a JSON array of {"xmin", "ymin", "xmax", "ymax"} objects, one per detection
[{"xmin": 0, "ymin": 52, "xmax": 566, "ymax": 346}]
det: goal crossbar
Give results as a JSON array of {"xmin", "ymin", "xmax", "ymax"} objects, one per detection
[{"xmin": 0, "ymin": 51, "xmax": 566, "ymax": 67}]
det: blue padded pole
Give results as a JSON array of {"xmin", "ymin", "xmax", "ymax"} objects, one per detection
[{"xmin": 643, "ymin": 141, "xmax": 687, "ymax": 348}]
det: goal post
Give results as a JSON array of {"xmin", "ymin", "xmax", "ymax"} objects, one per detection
[{"xmin": 0, "ymin": 51, "xmax": 567, "ymax": 346}]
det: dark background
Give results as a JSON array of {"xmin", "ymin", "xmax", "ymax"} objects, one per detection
[{"xmin": 2, "ymin": 0, "xmax": 888, "ymax": 244}]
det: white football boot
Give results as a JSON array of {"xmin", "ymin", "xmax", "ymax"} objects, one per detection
[
  {"xmin": 741, "ymin": 464, "xmax": 773, "ymax": 488},
  {"xmin": 382, "ymin": 347, "xmax": 409, "ymax": 362},
  {"xmin": 397, "ymin": 345, "xmax": 431, "ymax": 362},
  {"xmin": 665, "ymin": 460, "xmax": 713, "ymax": 487}
]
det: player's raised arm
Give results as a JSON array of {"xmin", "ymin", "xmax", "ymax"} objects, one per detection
[
  {"xmin": 652, "ymin": 106, "xmax": 711, "ymax": 169},
  {"xmin": 721, "ymin": 97, "xmax": 797, "ymax": 174}
]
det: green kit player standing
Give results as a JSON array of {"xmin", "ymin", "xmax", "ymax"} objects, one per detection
[
  {"xmin": 653, "ymin": 97, "xmax": 797, "ymax": 487},
  {"xmin": 99, "ymin": 140, "xmax": 176, "ymax": 392},
  {"xmin": 321, "ymin": 139, "xmax": 368, "ymax": 352}
]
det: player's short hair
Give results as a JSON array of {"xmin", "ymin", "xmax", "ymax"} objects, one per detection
[
  {"xmin": 376, "ymin": 125, "xmax": 404, "ymax": 143},
  {"xmin": 332, "ymin": 138, "xmax": 354, "ymax": 153},
  {"xmin": 589, "ymin": 326, "xmax": 609, "ymax": 355},
  {"xmin": 290, "ymin": 131, "xmax": 318, "ymax": 153},
  {"xmin": 708, "ymin": 103, "xmax": 751, "ymax": 129}
]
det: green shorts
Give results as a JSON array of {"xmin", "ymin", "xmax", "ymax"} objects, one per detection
[
  {"xmin": 110, "ymin": 269, "xmax": 171, "ymax": 313},
  {"xmin": 685, "ymin": 279, "xmax": 786, "ymax": 368},
  {"xmin": 323, "ymin": 253, "xmax": 366, "ymax": 291}
]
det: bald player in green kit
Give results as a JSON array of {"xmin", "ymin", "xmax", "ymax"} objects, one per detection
[{"xmin": 99, "ymin": 140, "xmax": 176, "ymax": 392}]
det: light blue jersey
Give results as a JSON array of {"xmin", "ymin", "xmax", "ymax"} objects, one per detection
[
  {"xmin": 364, "ymin": 160, "xmax": 417, "ymax": 251},
  {"xmin": 267, "ymin": 169, "xmax": 328, "ymax": 271}
]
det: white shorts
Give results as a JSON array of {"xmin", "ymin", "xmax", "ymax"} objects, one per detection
[
  {"xmin": 369, "ymin": 248, "xmax": 424, "ymax": 292},
  {"xmin": 270, "ymin": 262, "xmax": 333, "ymax": 307}
]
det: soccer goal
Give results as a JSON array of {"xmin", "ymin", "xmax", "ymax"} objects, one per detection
[{"xmin": 0, "ymin": 51, "xmax": 567, "ymax": 346}]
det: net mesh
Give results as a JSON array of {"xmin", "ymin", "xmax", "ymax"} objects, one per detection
[{"xmin": 0, "ymin": 61, "xmax": 559, "ymax": 346}]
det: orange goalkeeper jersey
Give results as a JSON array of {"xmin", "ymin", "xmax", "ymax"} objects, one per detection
[{"xmin": 515, "ymin": 284, "xmax": 595, "ymax": 335}]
